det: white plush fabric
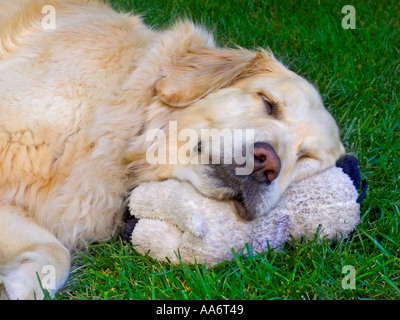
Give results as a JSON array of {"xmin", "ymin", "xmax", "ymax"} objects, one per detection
[{"xmin": 127, "ymin": 166, "xmax": 360, "ymax": 266}]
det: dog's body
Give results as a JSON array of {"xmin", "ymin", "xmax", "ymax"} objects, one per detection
[{"xmin": 0, "ymin": 0, "xmax": 344, "ymax": 299}]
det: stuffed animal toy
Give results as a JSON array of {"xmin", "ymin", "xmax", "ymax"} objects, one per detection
[{"xmin": 122, "ymin": 155, "xmax": 367, "ymax": 266}]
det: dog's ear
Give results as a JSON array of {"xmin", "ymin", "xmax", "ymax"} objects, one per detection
[{"xmin": 156, "ymin": 48, "xmax": 265, "ymax": 107}]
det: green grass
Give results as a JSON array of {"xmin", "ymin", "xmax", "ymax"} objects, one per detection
[{"xmin": 58, "ymin": 0, "xmax": 399, "ymax": 300}]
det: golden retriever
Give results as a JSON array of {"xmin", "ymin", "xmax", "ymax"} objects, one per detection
[{"xmin": 0, "ymin": 0, "xmax": 345, "ymax": 299}]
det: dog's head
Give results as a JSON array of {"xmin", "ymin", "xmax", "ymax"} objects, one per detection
[{"xmin": 141, "ymin": 23, "xmax": 345, "ymax": 220}]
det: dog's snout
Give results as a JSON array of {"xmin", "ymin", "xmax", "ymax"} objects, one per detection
[{"xmin": 253, "ymin": 142, "xmax": 281, "ymax": 183}]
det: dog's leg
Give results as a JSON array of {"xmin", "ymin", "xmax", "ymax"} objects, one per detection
[{"xmin": 0, "ymin": 204, "xmax": 70, "ymax": 300}]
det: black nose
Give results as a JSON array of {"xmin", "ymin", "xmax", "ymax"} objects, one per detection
[{"xmin": 253, "ymin": 142, "xmax": 281, "ymax": 183}]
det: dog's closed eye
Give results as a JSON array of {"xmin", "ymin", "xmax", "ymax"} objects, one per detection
[
  {"xmin": 297, "ymin": 150, "xmax": 309, "ymax": 160},
  {"xmin": 297, "ymin": 149, "xmax": 319, "ymax": 162},
  {"xmin": 258, "ymin": 93, "xmax": 279, "ymax": 118}
]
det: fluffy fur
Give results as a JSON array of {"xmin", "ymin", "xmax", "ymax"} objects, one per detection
[{"xmin": 0, "ymin": 0, "xmax": 344, "ymax": 299}]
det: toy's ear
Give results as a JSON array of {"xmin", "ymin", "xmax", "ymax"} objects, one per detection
[
  {"xmin": 336, "ymin": 155, "xmax": 360, "ymax": 188},
  {"xmin": 156, "ymin": 48, "xmax": 265, "ymax": 107},
  {"xmin": 336, "ymin": 155, "xmax": 368, "ymax": 203}
]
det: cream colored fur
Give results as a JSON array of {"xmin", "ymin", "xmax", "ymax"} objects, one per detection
[{"xmin": 0, "ymin": 0, "xmax": 344, "ymax": 299}]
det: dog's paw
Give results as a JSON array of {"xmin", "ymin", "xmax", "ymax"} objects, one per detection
[
  {"xmin": 0, "ymin": 245, "xmax": 69, "ymax": 300},
  {"xmin": 1, "ymin": 251, "xmax": 52, "ymax": 300}
]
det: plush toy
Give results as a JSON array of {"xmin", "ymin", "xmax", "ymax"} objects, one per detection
[{"xmin": 122, "ymin": 155, "xmax": 367, "ymax": 266}]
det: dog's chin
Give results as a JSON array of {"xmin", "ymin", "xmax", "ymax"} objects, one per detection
[
  {"xmin": 232, "ymin": 181, "xmax": 279, "ymax": 220},
  {"xmin": 209, "ymin": 164, "xmax": 281, "ymax": 221},
  {"xmin": 233, "ymin": 193, "xmax": 249, "ymax": 220}
]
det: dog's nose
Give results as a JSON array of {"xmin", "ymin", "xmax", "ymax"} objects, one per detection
[{"xmin": 253, "ymin": 142, "xmax": 281, "ymax": 183}]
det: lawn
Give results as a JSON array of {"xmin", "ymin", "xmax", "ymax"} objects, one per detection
[{"xmin": 58, "ymin": 0, "xmax": 399, "ymax": 300}]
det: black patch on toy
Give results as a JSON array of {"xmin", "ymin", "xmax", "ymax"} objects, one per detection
[
  {"xmin": 336, "ymin": 155, "xmax": 360, "ymax": 188},
  {"xmin": 336, "ymin": 155, "xmax": 368, "ymax": 203},
  {"xmin": 356, "ymin": 180, "xmax": 368, "ymax": 203},
  {"xmin": 123, "ymin": 203, "xmax": 133, "ymax": 222},
  {"xmin": 334, "ymin": 154, "xmax": 368, "ymax": 245},
  {"xmin": 122, "ymin": 217, "xmax": 139, "ymax": 243},
  {"xmin": 122, "ymin": 187, "xmax": 140, "ymax": 243}
]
